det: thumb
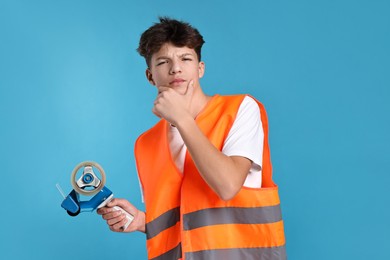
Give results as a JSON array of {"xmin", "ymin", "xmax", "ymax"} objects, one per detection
[
  {"xmin": 107, "ymin": 198, "xmax": 137, "ymax": 215},
  {"xmin": 107, "ymin": 198, "xmax": 128, "ymax": 209},
  {"xmin": 185, "ymin": 80, "xmax": 194, "ymax": 97}
]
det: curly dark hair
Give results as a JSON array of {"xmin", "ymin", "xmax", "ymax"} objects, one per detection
[{"xmin": 137, "ymin": 17, "xmax": 205, "ymax": 67}]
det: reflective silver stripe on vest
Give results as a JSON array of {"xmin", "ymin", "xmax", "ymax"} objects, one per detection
[
  {"xmin": 185, "ymin": 246, "xmax": 286, "ymax": 260},
  {"xmin": 146, "ymin": 207, "xmax": 180, "ymax": 239},
  {"xmin": 150, "ymin": 243, "xmax": 182, "ymax": 260},
  {"xmin": 183, "ymin": 205, "xmax": 282, "ymax": 230}
]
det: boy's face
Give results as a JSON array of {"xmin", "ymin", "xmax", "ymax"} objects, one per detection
[{"xmin": 146, "ymin": 43, "xmax": 205, "ymax": 95}]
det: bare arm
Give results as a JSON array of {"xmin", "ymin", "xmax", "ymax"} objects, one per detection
[
  {"xmin": 153, "ymin": 82, "xmax": 251, "ymax": 200},
  {"xmin": 176, "ymin": 117, "xmax": 251, "ymax": 200}
]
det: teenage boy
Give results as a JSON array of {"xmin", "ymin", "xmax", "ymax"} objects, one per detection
[{"xmin": 98, "ymin": 17, "xmax": 286, "ymax": 260}]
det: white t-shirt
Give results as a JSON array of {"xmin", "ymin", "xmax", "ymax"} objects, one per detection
[{"xmin": 168, "ymin": 96, "xmax": 264, "ymax": 188}]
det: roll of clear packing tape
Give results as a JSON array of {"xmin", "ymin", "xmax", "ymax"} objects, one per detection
[{"xmin": 71, "ymin": 161, "xmax": 106, "ymax": 196}]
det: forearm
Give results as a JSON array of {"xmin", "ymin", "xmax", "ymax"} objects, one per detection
[{"xmin": 176, "ymin": 116, "xmax": 250, "ymax": 200}]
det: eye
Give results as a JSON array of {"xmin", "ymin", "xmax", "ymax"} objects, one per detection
[
  {"xmin": 182, "ymin": 57, "xmax": 192, "ymax": 61},
  {"xmin": 156, "ymin": 60, "xmax": 168, "ymax": 66}
]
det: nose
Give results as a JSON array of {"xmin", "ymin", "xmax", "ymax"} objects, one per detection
[{"xmin": 169, "ymin": 60, "xmax": 182, "ymax": 75}]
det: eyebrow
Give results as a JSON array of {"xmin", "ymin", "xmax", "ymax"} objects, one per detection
[{"xmin": 155, "ymin": 53, "xmax": 194, "ymax": 60}]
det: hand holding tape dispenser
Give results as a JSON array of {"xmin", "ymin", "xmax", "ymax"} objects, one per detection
[{"xmin": 57, "ymin": 161, "xmax": 133, "ymax": 230}]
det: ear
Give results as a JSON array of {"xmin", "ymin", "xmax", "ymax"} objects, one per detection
[
  {"xmin": 146, "ymin": 69, "xmax": 156, "ymax": 85},
  {"xmin": 198, "ymin": 61, "xmax": 205, "ymax": 79}
]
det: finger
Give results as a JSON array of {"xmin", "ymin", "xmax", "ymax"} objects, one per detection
[
  {"xmin": 106, "ymin": 198, "xmax": 123, "ymax": 207},
  {"xmin": 102, "ymin": 209, "xmax": 123, "ymax": 221},
  {"xmin": 111, "ymin": 217, "xmax": 129, "ymax": 231},
  {"xmin": 107, "ymin": 198, "xmax": 132, "ymax": 210},
  {"xmin": 96, "ymin": 208, "xmax": 104, "ymax": 215},
  {"xmin": 157, "ymin": 86, "xmax": 170, "ymax": 94},
  {"xmin": 97, "ymin": 206, "xmax": 114, "ymax": 215},
  {"xmin": 185, "ymin": 80, "xmax": 194, "ymax": 96},
  {"xmin": 109, "ymin": 224, "xmax": 122, "ymax": 233},
  {"xmin": 107, "ymin": 213, "xmax": 125, "ymax": 226},
  {"xmin": 152, "ymin": 106, "xmax": 162, "ymax": 118}
]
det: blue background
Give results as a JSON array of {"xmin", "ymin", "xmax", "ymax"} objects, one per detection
[{"xmin": 1, "ymin": 0, "xmax": 389, "ymax": 259}]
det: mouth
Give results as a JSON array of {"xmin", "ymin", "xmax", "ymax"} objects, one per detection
[{"xmin": 169, "ymin": 78, "xmax": 186, "ymax": 85}]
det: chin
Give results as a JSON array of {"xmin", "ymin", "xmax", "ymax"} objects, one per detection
[{"xmin": 171, "ymin": 85, "xmax": 187, "ymax": 94}]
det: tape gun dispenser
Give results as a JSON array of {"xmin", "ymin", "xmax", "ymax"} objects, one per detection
[{"xmin": 58, "ymin": 161, "xmax": 133, "ymax": 230}]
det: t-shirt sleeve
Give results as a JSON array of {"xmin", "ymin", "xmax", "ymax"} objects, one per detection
[{"xmin": 222, "ymin": 96, "xmax": 264, "ymax": 170}]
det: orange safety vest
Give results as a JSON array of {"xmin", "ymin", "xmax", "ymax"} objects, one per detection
[{"xmin": 135, "ymin": 94, "xmax": 286, "ymax": 260}]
